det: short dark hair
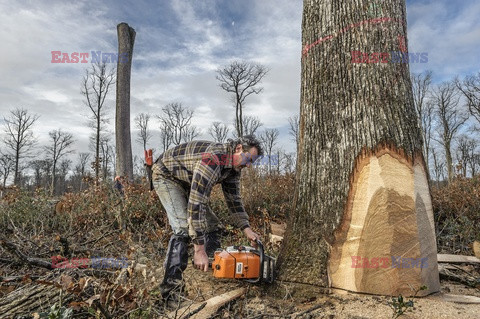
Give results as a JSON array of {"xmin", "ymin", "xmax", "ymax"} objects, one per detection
[{"xmin": 228, "ymin": 135, "xmax": 264, "ymax": 157}]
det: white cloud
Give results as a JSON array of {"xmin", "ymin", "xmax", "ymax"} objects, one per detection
[{"xmin": 0, "ymin": 0, "xmax": 478, "ymax": 174}]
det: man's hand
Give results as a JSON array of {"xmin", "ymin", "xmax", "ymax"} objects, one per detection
[
  {"xmin": 193, "ymin": 244, "xmax": 209, "ymax": 272},
  {"xmin": 243, "ymin": 227, "xmax": 261, "ymax": 248}
]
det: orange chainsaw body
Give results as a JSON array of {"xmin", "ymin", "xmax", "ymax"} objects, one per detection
[{"xmin": 212, "ymin": 246, "xmax": 261, "ymax": 279}]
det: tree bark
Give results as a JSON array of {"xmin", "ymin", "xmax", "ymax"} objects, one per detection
[
  {"xmin": 115, "ymin": 23, "xmax": 135, "ymax": 180},
  {"xmin": 276, "ymin": 0, "xmax": 439, "ymax": 296},
  {"xmin": 0, "ymin": 282, "xmax": 73, "ymax": 318}
]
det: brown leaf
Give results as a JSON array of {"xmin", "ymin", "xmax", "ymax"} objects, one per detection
[
  {"xmin": 68, "ymin": 301, "xmax": 87, "ymax": 310},
  {"xmin": 100, "ymin": 289, "xmax": 108, "ymax": 305},
  {"xmin": 85, "ymin": 294, "xmax": 100, "ymax": 306},
  {"xmin": 78, "ymin": 277, "xmax": 88, "ymax": 291},
  {"xmin": 0, "ymin": 286, "xmax": 15, "ymax": 295},
  {"xmin": 60, "ymin": 275, "xmax": 74, "ymax": 290},
  {"xmin": 21, "ymin": 274, "xmax": 32, "ymax": 284}
]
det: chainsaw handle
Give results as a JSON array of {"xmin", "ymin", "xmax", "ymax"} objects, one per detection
[{"xmin": 246, "ymin": 239, "xmax": 264, "ymax": 284}]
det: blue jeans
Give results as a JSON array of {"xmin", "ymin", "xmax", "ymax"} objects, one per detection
[{"xmin": 152, "ymin": 176, "xmax": 221, "ymax": 238}]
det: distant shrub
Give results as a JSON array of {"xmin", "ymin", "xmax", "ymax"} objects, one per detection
[{"xmin": 432, "ymin": 176, "xmax": 480, "ymax": 254}]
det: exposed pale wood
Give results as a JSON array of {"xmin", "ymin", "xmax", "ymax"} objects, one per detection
[
  {"xmin": 192, "ymin": 288, "xmax": 246, "ymax": 319},
  {"xmin": 328, "ymin": 149, "xmax": 439, "ymax": 296},
  {"xmin": 437, "ymin": 254, "xmax": 480, "ymax": 264},
  {"xmin": 270, "ymin": 222, "xmax": 286, "ymax": 237},
  {"xmin": 168, "ymin": 288, "xmax": 246, "ymax": 319},
  {"xmin": 428, "ymin": 293, "xmax": 480, "ymax": 304},
  {"xmin": 269, "ymin": 234, "xmax": 284, "ymax": 246},
  {"xmin": 472, "ymin": 241, "xmax": 480, "ymax": 258}
]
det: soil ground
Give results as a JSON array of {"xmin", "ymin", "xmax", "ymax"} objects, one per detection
[{"xmin": 152, "ymin": 261, "xmax": 480, "ymax": 318}]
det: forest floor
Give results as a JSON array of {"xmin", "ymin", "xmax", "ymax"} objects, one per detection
[
  {"xmin": 1, "ymin": 233, "xmax": 479, "ymax": 319},
  {"xmin": 1, "ymin": 182, "xmax": 480, "ymax": 318}
]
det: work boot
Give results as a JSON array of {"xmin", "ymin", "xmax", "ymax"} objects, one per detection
[
  {"xmin": 205, "ymin": 230, "xmax": 222, "ymax": 258},
  {"xmin": 160, "ymin": 235, "xmax": 189, "ymax": 300}
]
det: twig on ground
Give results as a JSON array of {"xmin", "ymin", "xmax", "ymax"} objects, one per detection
[{"xmin": 0, "ymin": 240, "xmax": 53, "ymax": 269}]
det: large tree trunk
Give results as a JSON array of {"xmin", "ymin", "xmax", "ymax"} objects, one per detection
[
  {"xmin": 115, "ymin": 23, "xmax": 135, "ymax": 180},
  {"xmin": 276, "ymin": 0, "xmax": 439, "ymax": 296}
]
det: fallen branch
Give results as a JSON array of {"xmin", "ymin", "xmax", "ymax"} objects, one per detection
[
  {"xmin": 1, "ymin": 275, "xmax": 40, "ymax": 283},
  {"xmin": 291, "ymin": 304, "xmax": 325, "ymax": 318},
  {"xmin": 438, "ymin": 264, "xmax": 479, "ymax": 288},
  {"xmin": 428, "ymin": 293, "xmax": 480, "ymax": 304},
  {"xmin": 0, "ymin": 240, "xmax": 53, "ymax": 269},
  {"xmin": 168, "ymin": 288, "xmax": 246, "ymax": 319},
  {"xmin": 0, "ymin": 257, "xmax": 22, "ymax": 267},
  {"xmin": 437, "ymin": 254, "xmax": 480, "ymax": 264}
]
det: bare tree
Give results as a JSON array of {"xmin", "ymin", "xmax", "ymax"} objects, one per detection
[
  {"xmin": 72, "ymin": 153, "xmax": 90, "ymax": 191},
  {"xmin": 455, "ymin": 72, "xmax": 480, "ymax": 127},
  {"xmin": 283, "ymin": 152, "xmax": 296, "ymax": 175},
  {"xmin": 431, "ymin": 147, "xmax": 446, "ymax": 182},
  {"xmin": 29, "ymin": 159, "xmax": 44, "ymax": 189},
  {"xmin": 182, "ymin": 125, "xmax": 201, "ymax": 143},
  {"xmin": 134, "ymin": 113, "xmax": 152, "ymax": 151},
  {"xmin": 456, "ymin": 136, "xmax": 479, "ymax": 177},
  {"xmin": 3, "ymin": 108, "xmax": 39, "ymax": 185},
  {"xmin": 260, "ymin": 128, "xmax": 279, "ymax": 174},
  {"xmin": 216, "ymin": 61, "xmax": 268, "ymax": 137},
  {"xmin": 100, "ymin": 135, "xmax": 115, "ymax": 180},
  {"xmin": 58, "ymin": 159, "xmax": 72, "ymax": 193},
  {"xmin": 288, "ymin": 115, "xmax": 299, "ymax": 150},
  {"xmin": 431, "ymin": 81, "xmax": 468, "ymax": 182},
  {"xmin": 471, "ymin": 154, "xmax": 480, "ymax": 177},
  {"xmin": 208, "ymin": 122, "xmax": 230, "ymax": 143},
  {"xmin": 158, "ymin": 103, "xmax": 197, "ymax": 146},
  {"xmin": 82, "ymin": 62, "xmax": 115, "ymax": 183},
  {"xmin": 420, "ymin": 101, "xmax": 435, "ymax": 172},
  {"xmin": 116, "ymin": 23, "xmax": 136, "ymax": 181},
  {"xmin": 159, "ymin": 120, "xmax": 173, "ymax": 153},
  {"xmin": 243, "ymin": 115, "xmax": 263, "ymax": 136},
  {"xmin": 77, "ymin": 153, "xmax": 91, "ymax": 177},
  {"xmin": 0, "ymin": 152, "xmax": 15, "ymax": 188},
  {"xmin": 45, "ymin": 129, "xmax": 75, "ymax": 195},
  {"xmin": 411, "ymin": 71, "xmax": 433, "ymax": 168},
  {"xmin": 274, "ymin": 148, "xmax": 283, "ymax": 175}
]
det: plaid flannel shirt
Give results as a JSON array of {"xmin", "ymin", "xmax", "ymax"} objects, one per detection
[{"xmin": 152, "ymin": 141, "xmax": 250, "ymax": 245}]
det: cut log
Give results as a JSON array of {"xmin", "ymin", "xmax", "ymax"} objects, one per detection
[
  {"xmin": 168, "ymin": 288, "xmax": 246, "ymax": 319},
  {"xmin": 428, "ymin": 293, "xmax": 480, "ymax": 304},
  {"xmin": 437, "ymin": 254, "xmax": 480, "ymax": 264},
  {"xmin": 0, "ymin": 282, "xmax": 72, "ymax": 318},
  {"xmin": 328, "ymin": 149, "xmax": 440, "ymax": 296}
]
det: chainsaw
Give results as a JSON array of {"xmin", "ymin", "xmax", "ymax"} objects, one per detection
[{"xmin": 211, "ymin": 240, "xmax": 275, "ymax": 283}]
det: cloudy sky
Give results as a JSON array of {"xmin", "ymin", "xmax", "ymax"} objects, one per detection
[{"xmin": 0, "ymin": 0, "xmax": 479, "ymax": 173}]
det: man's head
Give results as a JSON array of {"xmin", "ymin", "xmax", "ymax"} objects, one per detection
[{"xmin": 228, "ymin": 135, "xmax": 264, "ymax": 171}]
